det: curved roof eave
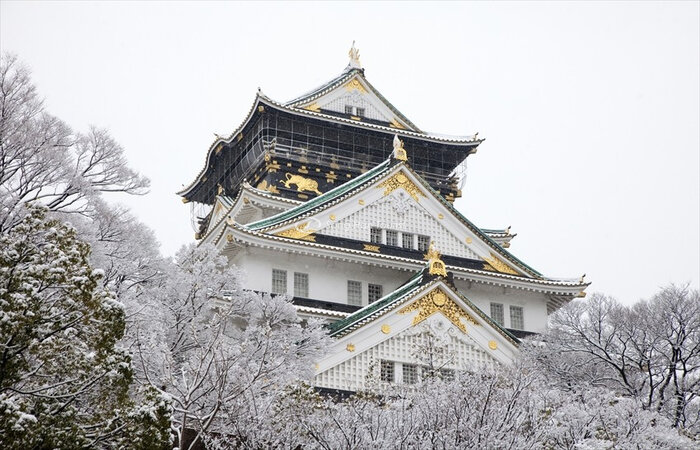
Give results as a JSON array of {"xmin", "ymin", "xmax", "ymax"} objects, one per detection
[{"xmin": 179, "ymin": 94, "xmax": 483, "ymax": 199}]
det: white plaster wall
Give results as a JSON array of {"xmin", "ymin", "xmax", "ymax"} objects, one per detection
[
  {"xmin": 230, "ymin": 247, "xmax": 410, "ymax": 307},
  {"xmin": 453, "ymin": 279, "xmax": 549, "ymax": 333},
  {"xmin": 228, "ymin": 246, "xmax": 549, "ymax": 333}
]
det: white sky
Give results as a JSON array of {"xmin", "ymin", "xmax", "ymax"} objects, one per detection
[{"xmin": 1, "ymin": 1, "xmax": 698, "ymax": 304}]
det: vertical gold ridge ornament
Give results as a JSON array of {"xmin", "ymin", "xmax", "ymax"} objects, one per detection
[
  {"xmin": 398, "ymin": 287, "xmax": 479, "ymax": 333},
  {"xmin": 392, "ymin": 135, "xmax": 408, "ymax": 161},
  {"xmin": 483, "ymin": 253, "xmax": 519, "ymax": 275},
  {"xmin": 275, "ymin": 222, "xmax": 316, "ymax": 242},
  {"xmin": 377, "ymin": 172, "xmax": 424, "ymax": 202},
  {"xmin": 425, "ymin": 242, "xmax": 448, "ymax": 277}
]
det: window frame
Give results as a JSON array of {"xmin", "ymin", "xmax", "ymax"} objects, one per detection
[
  {"xmin": 293, "ymin": 272, "xmax": 309, "ymax": 297},
  {"xmin": 347, "ymin": 280, "xmax": 362, "ymax": 306},
  {"xmin": 490, "ymin": 302, "xmax": 504, "ymax": 326},
  {"xmin": 271, "ymin": 269, "xmax": 287, "ymax": 294},
  {"xmin": 510, "ymin": 305, "xmax": 524, "ymax": 330},
  {"xmin": 368, "ymin": 283, "xmax": 383, "ymax": 303},
  {"xmin": 385, "ymin": 229, "xmax": 398, "ymax": 247}
]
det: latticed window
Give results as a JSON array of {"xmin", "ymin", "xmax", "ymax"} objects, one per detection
[
  {"xmin": 490, "ymin": 303, "xmax": 504, "ymax": 326},
  {"xmin": 356, "ymin": 107, "xmax": 365, "ymax": 117},
  {"xmin": 417, "ymin": 235, "xmax": 430, "ymax": 252},
  {"xmin": 272, "ymin": 269, "xmax": 287, "ymax": 294},
  {"xmin": 403, "ymin": 364, "xmax": 418, "ymax": 384},
  {"xmin": 385, "ymin": 230, "xmax": 398, "ymax": 247},
  {"xmin": 440, "ymin": 368, "xmax": 455, "ymax": 382},
  {"xmin": 294, "ymin": 272, "xmax": 308, "ymax": 297},
  {"xmin": 380, "ymin": 360, "xmax": 394, "ymax": 382},
  {"xmin": 344, "ymin": 105, "xmax": 353, "ymax": 114},
  {"xmin": 368, "ymin": 284, "xmax": 383, "ymax": 303},
  {"xmin": 402, "ymin": 232, "xmax": 414, "ymax": 249},
  {"xmin": 347, "ymin": 280, "xmax": 362, "ymax": 306},
  {"xmin": 370, "ymin": 227, "xmax": 382, "ymax": 244},
  {"xmin": 510, "ymin": 306, "xmax": 524, "ymax": 330}
]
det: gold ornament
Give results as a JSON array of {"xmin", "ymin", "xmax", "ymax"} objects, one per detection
[
  {"xmin": 425, "ymin": 242, "xmax": 448, "ymax": 277},
  {"xmin": 483, "ymin": 253, "xmax": 519, "ymax": 275},
  {"xmin": 381, "ymin": 324, "xmax": 391, "ymax": 334},
  {"xmin": 377, "ymin": 172, "xmax": 424, "ymax": 202},
  {"xmin": 275, "ymin": 222, "xmax": 316, "ymax": 242},
  {"xmin": 280, "ymin": 173, "xmax": 322, "ymax": 195},
  {"xmin": 399, "ymin": 287, "xmax": 479, "ymax": 333}
]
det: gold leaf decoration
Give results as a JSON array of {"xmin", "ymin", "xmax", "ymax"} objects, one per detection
[
  {"xmin": 281, "ymin": 173, "xmax": 322, "ymax": 195},
  {"xmin": 275, "ymin": 222, "xmax": 316, "ymax": 242},
  {"xmin": 377, "ymin": 172, "xmax": 425, "ymax": 202},
  {"xmin": 399, "ymin": 287, "xmax": 479, "ymax": 333},
  {"xmin": 483, "ymin": 253, "xmax": 519, "ymax": 275},
  {"xmin": 256, "ymin": 180, "xmax": 280, "ymax": 194},
  {"xmin": 344, "ymin": 78, "xmax": 367, "ymax": 93},
  {"xmin": 363, "ymin": 244, "xmax": 380, "ymax": 253}
]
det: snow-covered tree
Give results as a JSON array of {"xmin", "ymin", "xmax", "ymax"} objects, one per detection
[
  {"xmin": 0, "ymin": 53, "xmax": 148, "ymax": 233},
  {"xmin": 130, "ymin": 243, "xmax": 329, "ymax": 449},
  {"xmin": 533, "ymin": 287, "xmax": 700, "ymax": 436},
  {"xmin": 0, "ymin": 206, "xmax": 172, "ymax": 449}
]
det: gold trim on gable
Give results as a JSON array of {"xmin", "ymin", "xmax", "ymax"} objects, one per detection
[
  {"xmin": 483, "ymin": 253, "xmax": 519, "ymax": 275},
  {"xmin": 377, "ymin": 172, "xmax": 425, "ymax": 202},
  {"xmin": 399, "ymin": 287, "xmax": 479, "ymax": 333},
  {"xmin": 275, "ymin": 222, "xmax": 316, "ymax": 242},
  {"xmin": 344, "ymin": 78, "xmax": 367, "ymax": 93}
]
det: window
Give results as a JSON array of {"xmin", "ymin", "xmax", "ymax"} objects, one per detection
[
  {"xmin": 347, "ymin": 280, "xmax": 362, "ymax": 306},
  {"xmin": 385, "ymin": 230, "xmax": 398, "ymax": 247},
  {"xmin": 402, "ymin": 232, "xmax": 414, "ymax": 249},
  {"xmin": 370, "ymin": 227, "xmax": 382, "ymax": 244},
  {"xmin": 344, "ymin": 105, "xmax": 353, "ymax": 114},
  {"xmin": 356, "ymin": 107, "xmax": 365, "ymax": 117},
  {"xmin": 510, "ymin": 306, "xmax": 524, "ymax": 330},
  {"xmin": 417, "ymin": 235, "xmax": 430, "ymax": 252},
  {"xmin": 439, "ymin": 368, "xmax": 455, "ymax": 382},
  {"xmin": 368, "ymin": 283, "xmax": 383, "ymax": 303},
  {"xmin": 271, "ymin": 269, "xmax": 287, "ymax": 294},
  {"xmin": 490, "ymin": 303, "xmax": 504, "ymax": 326},
  {"xmin": 380, "ymin": 360, "xmax": 394, "ymax": 382},
  {"xmin": 403, "ymin": 364, "xmax": 418, "ymax": 384},
  {"xmin": 294, "ymin": 272, "xmax": 308, "ymax": 297}
]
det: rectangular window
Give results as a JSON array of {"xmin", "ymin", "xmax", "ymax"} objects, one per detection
[
  {"xmin": 403, "ymin": 364, "xmax": 418, "ymax": 384},
  {"xmin": 370, "ymin": 227, "xmax": 382, "ymax": 244},
  {"xmin": 380, "ymin": 360, "xmax": 394, "ymax": 382},
  {"xmin": 271, "ymin": 269, "xmax": 287, "ymax": 294},
  {"xmin": 402, "ymin": 232, "xmax": 414, "ymax": 249},
  {"xmin": 294, "ymin": 272, "xmax": 309, "ymax": 297},
  {"xmin": 385, "ymin": 230, "xmax": 398, "ymax": 247},
  {"xmin": 344, "ymin": 105, "xmax": 353, "ymax": 114},
  {"xmin": 417, "ymin": 235, "xmax": 431, "ymax": 252},
  {"xmin": 368, "ymin": 284, "xmax": 383, "ymax": 303},
  {"xmin": 510, "ymin": 306, "xmax": 524, "ymax": 330},
  {"xmin": 440, "ymin": 368, "xmax": 455, "ymax": 382},
  {"xmin": 347, "ymin": 280, "xmax": 362, "ymax": 306},
  {"xmin": 490, "ymin": 303, "xmax": 504, "ymax": 326},
  {"xmin": 356, "ymin": 107, "xmax": 365, "ymax": 117}
]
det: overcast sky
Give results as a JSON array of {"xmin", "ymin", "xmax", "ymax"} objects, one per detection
[{"xmin": 1, "ymin": 1, "xmax": 698, "ymax": 304}]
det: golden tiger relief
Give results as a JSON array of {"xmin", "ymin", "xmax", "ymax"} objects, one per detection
[{"xmin": 280, "ymin": 173, "xmax": 322, "ymax": 195}]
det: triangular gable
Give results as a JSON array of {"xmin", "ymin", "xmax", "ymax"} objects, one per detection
[
  {"xmin": 287, "ymin": 69, "xmax": 419, "ymax": 132},
  {"xmin": 255, "ymin": 160, "xmax": 540, "ymax": 278},
  {"xmin": 315, "ymin": 276, "xmax": 519, "ymax": 390}
]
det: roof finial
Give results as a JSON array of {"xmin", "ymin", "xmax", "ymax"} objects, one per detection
[
  {"xmin": 348, "ymin": 41, "xmax": 362, "ymax": 69},
  {"xmin": 426, "ymin": 241, "xmax": 448, "ymax": 277},
  {"xmin": 392, "ymin": 135, "xmax": 408, "ymax": 161}
]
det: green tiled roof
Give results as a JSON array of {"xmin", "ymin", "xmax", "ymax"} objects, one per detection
[
  {"xmin": 405, "ymin": 166, "xmax": 543, "ymax": 278},
  {"xmin": 328, "ymin": 267, "xmax": 520, "ymax": 346},
  {"xmin": 329, "ymin": 269, "xmax": 426, "ymax": 336},
  {"xmin": 246, "ymin": 159, "xmax": 392, "ymax": 231}
]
